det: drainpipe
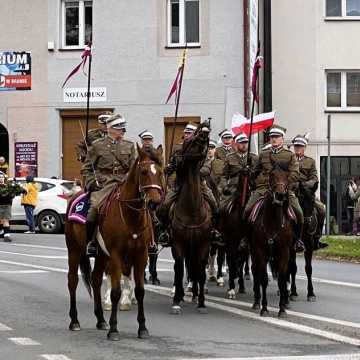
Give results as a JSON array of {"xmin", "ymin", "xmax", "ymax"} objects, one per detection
[
  {"xmin": 243, "ymin": 0, "xmax": 250, "ymax": 118},
  {"xmin": 263, "ymin": 0, "xmax": 272, "ymax": 112}
]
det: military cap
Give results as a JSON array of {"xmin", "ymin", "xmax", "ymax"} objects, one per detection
[
  {"xmin": 292, "ymin": 133, "xmax": 310, "ymax": 146},
  {"xmin": 106, "ymin": 114, "xmax": 126, "ymax": 129},
  {"xmin": 184, "ymin": 123, "xmax": 197, "ymax": 133},
  {"xmin": 218, "ymin": 129, "xmax": 233, "ymax": 139},
  {"xmin": 98, "ymin": 112, "xmax": 113, "ymax": 124},
  {"xmin": 209, "ymin": 140, "xmax": 217, "ymax": 148},
  {"xmin": 268, "ymin": 125, "xmax": 286, "ymax": 137},
  {"xmin": 138, "ymin": 130, "xmax": 154, "ymax": 140},
  {"xmin": 234, "ymin": 132, "xmax": 249, "ymax": 143}
]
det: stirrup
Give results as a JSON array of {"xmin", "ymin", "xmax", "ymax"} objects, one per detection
[
  {"xmin": 86, "ymin": 241, "xmax": 98, "ymax": 257},
  {"xmin": 158, "ymin": 231, "xmax": 171, "ymax": 247},
  {"xmin": 295, "ymin": 239, "xmax": 304, "ymax": 253}
]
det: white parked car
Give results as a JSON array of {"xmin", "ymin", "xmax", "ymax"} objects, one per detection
[{"xmin": 10, "ymin": 178, "xmax": 76, "ymax": 234}]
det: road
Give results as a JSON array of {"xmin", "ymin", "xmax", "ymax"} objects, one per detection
[{"xmin": 0, "ymin": 233, "xmax": 359, "ymax": 360}]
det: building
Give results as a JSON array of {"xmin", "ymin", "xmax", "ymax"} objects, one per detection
[
  {"xmin": 0, "ymin": 0, "xmax": 248, "ymax": 181},
  {"xmin": 271, "ymin": 0, "xmax": 360, "ymax": 233}
]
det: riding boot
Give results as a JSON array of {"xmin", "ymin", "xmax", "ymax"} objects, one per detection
[
  {"xmin": 313, "ymin": 236, "xmax": 329, "ymax": 251},
  {"xmin": 211, "ymin": 216, "xmax": 225, "ymax": 247},
  {"xmin": 294, "ymin": 223, "xmax": 304, "ymax": 253},
  {"xmin": 157, "ymin": 222, "xmax": 171, "ymax": 247},
  {"xmin": 86, "ymin": 220, "xmax": 98, "ymax": 257}
]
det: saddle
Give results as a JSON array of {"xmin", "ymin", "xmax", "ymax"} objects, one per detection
[
  {"xmin": 67, "ymin": 192, "xmax": 91, "ymax": 224},
  {"xmin": 248, "ymin": 197, "xmax": 297, "ymax": 224}
]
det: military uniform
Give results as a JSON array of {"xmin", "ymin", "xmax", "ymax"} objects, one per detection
[
  {"xmin": 215, "ymin": 145, "xmax": 233, "ymax": 162},
  {"xmin": 82, "ymin": 135, "xmax": 135, "ymax": 222},
  {"xmin": 75, "ymin": 128, "xmax": 106, "ymax": 162}
]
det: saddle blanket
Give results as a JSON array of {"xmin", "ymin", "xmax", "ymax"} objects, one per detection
[{"xmin": 67, "ymin": 192, "xmax": 90, "ymax": 224}]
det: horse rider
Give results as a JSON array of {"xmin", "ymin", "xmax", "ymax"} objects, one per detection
[
  {"xmin": 244, "ymin": 125, "xmax": 305, "ymax": 252},
  {"xmin": 158, "ymin": 123, "xmax": 222, "ymax": 246},
  {"xmin": 291, "ymin": 134, "xmax": 328, "ymax": 250},
  {"xmin": 215, "ymin": 129, "xmax": 234, "ymax": 161},
  {"xmin": 75, "ymin": 111, "xmax": 113, "ymax": 162},
  {"xmin": 81, "ymin": 114, "xmax": 135, "ymax": 256}
]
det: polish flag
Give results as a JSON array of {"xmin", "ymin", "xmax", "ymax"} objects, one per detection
[{"xmin": 231, "ymin": 111, "xmax": 275, "ymax": 136}]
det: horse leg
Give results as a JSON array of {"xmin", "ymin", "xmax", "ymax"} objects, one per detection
[
  {"xmin": 251, "ymin": 263, "xmax": 261, "ymax": 310},
  {"xmin": 91, "ymin": 256, "xmax": 108, "ymax": 331},
  {"xmin": 226, "ymin": 250, "xmax": 236, "ymax": 299},
  {"xmin": 191, "ymin": 271, "xmax": 199, "ymax": 304},
  {"xmin": 216, "ymin": 247, "xmax": 225, "ymax": 287},
  {"xmin": 289, "ymin": 248, "xmax": 298, "ymax": 301},
  {"xmin": 103, "ymin": 274, "xmax": 112, "ymax": 311},
  {"xmin": 107, "ymin": 262, "xmax": 122, "ymax": 341},
  {"xmin": 149, "ymin": 249, "xmax": 159, "ymax": 285},
  {"xmin": 244, "ymin": 255, "xmax": 251, "ymax": 280},
  {"xmin": 134, "ymin": 257, "xmax": 149, "ymax": 339},
  {"xmin": 197, "ymin": 258, "xmax": 207, "ymax": 313},
  {"xmin": 237, "ymin": 253, "xmax": 246, "ymax": 294},
  {"xmin": 120, "ymin": 273, "xmax": 133, "ymax": 311},
  {"xmin": 305, "ymin": 246, "xmax": 316, "ymax": 301},
  {"xmin": 67, "ymin": 251, "xmax": 81, "ymax": 331},
  {"xmin": 171, "ymin": 252, "xmax": 184, "ymax": 314},
  {"xmin": 260, "ymin": 271, "xmax": 269, "ymax": 316}
]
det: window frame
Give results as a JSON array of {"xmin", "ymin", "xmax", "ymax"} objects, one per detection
[
  {"xmin": 61, "ymin": 0, "xmax": 92, "ymax": 50},
  {"xmin": 326, "ymin": 70, "xmax": 360, "ymax": 111},
  {"xmin": 166, "ymin": 0, "xmax": 201, "ymax": 48},
  {"xmin": 325, "ymin": 0, "xmax": 360, "ymax": 20}
]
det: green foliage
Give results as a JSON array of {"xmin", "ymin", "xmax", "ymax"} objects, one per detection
[
  {"xmin": 0, "ymin": 181, "xmax": 23, "ymax": 198},
  {"xmin": 318, "ymin": 236, "xmax": 360, "ymax": 261}
]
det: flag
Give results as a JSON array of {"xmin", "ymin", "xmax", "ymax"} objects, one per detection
[
  {"xmin": 165, "ymin": 66, "xmax": 182, "ymax": 104},
  {"xmin": 231, "ymin": 111, "xmax": 275, "ymax": 136},
  {"xmin": 251, "ymin": 54, "xmax": 263, "ymax": 103},
  {"xmin": 62, "ymin": 43, "xmax": 92, "ymax": 88}
]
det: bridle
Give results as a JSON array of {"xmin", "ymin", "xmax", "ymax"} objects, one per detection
[{"xmin": 269, "ymin": 180, "xmax": 288, "ymax": 206}]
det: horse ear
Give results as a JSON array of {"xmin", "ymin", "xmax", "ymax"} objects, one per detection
[
  {"xmin": 156, "ymin": 144, "xmax": 163, "ymax": 156},
  {"xmin": 137, "ymin": 143, "xmax": 144, "ymax": 159}
]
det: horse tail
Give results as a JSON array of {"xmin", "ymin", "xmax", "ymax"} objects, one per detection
[{"xmin": 79, "ymin": 253, "xmax": 92, "ymax": 298}]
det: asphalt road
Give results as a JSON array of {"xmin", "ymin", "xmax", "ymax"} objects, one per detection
[{"xmin": 0, "ymin": 233, "xmax": 359, "ymax": 360}]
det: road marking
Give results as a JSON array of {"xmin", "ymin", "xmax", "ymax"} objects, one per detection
[
  {"xmin": 0, "ymin": 322, "xmax": 12, "ymax": 331},
  {"xmin": 0, "ymin": 250, "xmax": 67, "ymax": 259},
  {"xmin": 0, "ymin": 260, "xmax": 67, "ymax": 273},
  {"xmin": 0, "ymin": 243, "xmax": 67, "ymax": 251},
  {"xmin": 0, "ymin": 270, "xmax": 48, "ymax": 274},
  {"xmin": 41, "ymin": 355, "xmax": 74, "ymax": 360},
  {"xmin": 8, "ymin": 337, "xmax": 40, "ymax": 345},
  {"xmin": 180, "ymin": 354, "xmax": 360, "ymax": 360},
  {"xmin": 203, "ymin": 294, "xmax": 360, "ymax": 330},
  {"xmin": 146, "ymin": 285, "xmax": 360, "ymax": 347}
]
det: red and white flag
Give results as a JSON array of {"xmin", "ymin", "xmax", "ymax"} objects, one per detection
[
  {"xmin": 62, "ymin": 43, "xmax": 92, "ymax": 88},
  {"xmin": 165, "ymin": 66, "xmax": 182, "ymax": 104},
  {"xmin": 231, "ymin": 111, "xmax": 275, "ymax": 136}
]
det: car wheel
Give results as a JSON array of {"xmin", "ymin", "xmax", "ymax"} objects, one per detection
[{"xmin": 37, "ymin": 211, "xmax": 62, "ymax": 234}]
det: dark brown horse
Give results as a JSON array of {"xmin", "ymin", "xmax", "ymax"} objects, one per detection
[
  {"xmin": 171, "ymin": 122, "xmax": 212, "ymax": 314},
  {"xmin": 220, "ymin": 171, "xmax": 251, "ymax": 299},
  {"xmin": 250, "ymin": 164, "xmax": 293, "ymax": 317},
  {"xmin": 65, "ymin": 145, "xmax": 164, "ymax": 339},
  {"xmin": 288, "ymin": 181, "xmax": 318, "ymax": 302}
]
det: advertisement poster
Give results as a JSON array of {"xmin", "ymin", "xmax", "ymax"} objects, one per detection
[
  {"xmin": 0, "ymin": 51, "xmax": 31, "ymax": 91},
  {"xmin": 14, "ymin": 142, "xmax": 38, "ymax": 177}
]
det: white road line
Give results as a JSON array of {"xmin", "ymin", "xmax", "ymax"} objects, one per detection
[
  {"xmin": 0, "ymin": 250, "xmax": 67, "ymax": 259},
  {"xmin": 0, "ymin": 260, "xmax": 67, "ymax": 273},
  {"xmin": 0, "ymin": 243, "xmax": 67, "ymax": 251},
  {"xmin": 146, "ymin": 285, "xmax": 360, "ymax": 347},
  {"xmin": 8, "ymin": 337, "xmax": 40, "ymax": 345},
  {"xmin": 180, "ymin": 355, "xmax": 360, "ymax": 360},
  {"xmin": 203, "ymin": 294, "xmax": 360, "ymax": 330},
  {"xmin": 0, "ymin": 322, "xmax": 12, "ymax": 331},
  {"xmin": 0, "ymin": 270, "xmax": 48, "ymax": 274},
  {"xmin": 41, "ymin": 355, "xmax": 73, "ymax": 360}
]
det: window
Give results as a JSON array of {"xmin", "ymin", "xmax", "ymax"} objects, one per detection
[
  {"xmin": 326, "ymin": 71, "xmax": 360, "ymax": 109},
  {"xmin": 62, "ymin": 0, "xmax": 92, "ymax": 49},
  {"xmin": 167, "ymin": 0, "xmax": 200, "ymax": 47},
  {"xmin": 326, "ymin": 0, "xmax": 360, "ymax": 17}
]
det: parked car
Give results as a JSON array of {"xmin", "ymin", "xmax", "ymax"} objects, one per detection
[{"xmin": 10, "ymin": 178, "xmax": 75, "ymax": 234}]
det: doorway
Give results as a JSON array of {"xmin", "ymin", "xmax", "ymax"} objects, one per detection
[{"xmin": 0, "ymin": 122, "xmax": 9, "ymax": 164}]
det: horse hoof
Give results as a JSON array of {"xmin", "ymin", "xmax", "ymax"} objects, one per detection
[
  {"xmin": 238, "ymin": 288, "xmax": 246, "ymax": 294},
  {"xmin": 97, "ymin": 321, "xmax": 109, "ymax": 331},
  {"xmin": 244, "ymin": 274, "xmax": 251, "ymax": 281},
  {"xmin": 138, "ymin": 328, "xmax": 150, "ymax": 339},
  {"xmin": 307, "ymin": 295, "xmax": 316, "ymax": 302},
  {"xmin": 278, "ymin": 310, "xmax": 287, "ymax": 318},
  {"xmin": 208, "ymin": 274, "xmax": 216, "ymax": 282},
  {"xmin": 69, "ymin": 322, "xmax": 81, "ymax": 331},
  {"xmin": 131, "ymin": 298, "xmax": 138, "ymax": 305},
  {"xmin": 171, "ymin": 305, "xmax": 182, "ymax": 315},
  {"xmin": 227, "ymin": 289, "xmax": 236, "ymax": 299},
  {"xmin": 260, "ymin": 309, "xmax": 269, "ymax": 317},
  {"xmin": 217, "ymin": 277, "xmax": 225, "ymax": 287},
  {"xmin": 198, "ymin": 307, "xmax": 208, "ymax": 314},
  {"xmin": 103, "ymin": 303, "xmax": 112, "ymax": 311},
  {"xmin": 252, "ymin": 303, "xmax": 260, "ymax": 310},
  {"xmin": 107, "ymin": 331, "xmax": 120, "ymax": 341},
  {"xmin": 119, "ymin": 303, "xmax": 131, "ymax": 311}
]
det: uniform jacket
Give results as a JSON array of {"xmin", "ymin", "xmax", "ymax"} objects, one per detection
[
  {"xmin": 82, "ymin": 136, "xmax": 135, "ymax": 191},
  {"xmin": 75, "ymin": 128, "xmax": 106, "ymax": 162},
  {"xmin": 253, "ymin": 147, "xmax": 299, "ymax": 191},
  {"xmin": 214, "ymin": 145, "xmax": 233, "ymax": 161},
  {"xmin": 200, "ymin": 156, "xmax": 224, "ymax": 187},
  {"xmin": 297, "ymin": 155, "xmax": 318, "ymax": 188}
]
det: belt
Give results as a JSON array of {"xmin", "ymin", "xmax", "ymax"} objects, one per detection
[{"xmin": 100, "ymin": 168, "xmax": 125, "ymax": 176}]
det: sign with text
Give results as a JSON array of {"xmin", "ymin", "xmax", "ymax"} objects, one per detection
[
  {"xmin": 14, "ymin": 142, "xmax": 38, "ymax": 177},
  {"xmin": 0, "ymin": 51, "xmax": 31, "ymax": 91},
  {"xmin": 63, "ymin": 87, "xmax": 107, "ymax": 103}
]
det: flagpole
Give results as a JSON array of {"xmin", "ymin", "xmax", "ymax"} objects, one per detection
[{"xmin": 85, "ymin": 48, "xmax": 92, "ymax": 144}]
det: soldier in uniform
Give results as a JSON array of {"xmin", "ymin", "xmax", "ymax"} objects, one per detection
[
  {"xmin": 292, "ymin": 134, "xmax": 328, "ymax": 250},
  {"xmin": 139, "ymin": 130, "xmax": 155, "ymax": 150},
  {"xmin": 75, "ymin": 112, "xmax": 113, "ymax": 162},
  {"xmin": 244, "ymin": 125, "xmax": 304, "ymax": 252},
  {"xmin": 215, "ymin": 129, "xmax": 234, "ymax": 161},
  {"xmin": 82, "ymin": 114, "xmax": 135, "ymax": 256}
]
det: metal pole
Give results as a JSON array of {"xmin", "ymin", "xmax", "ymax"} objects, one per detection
[
  {"xmin": 326, "ymin": 114, "xmax": 331, "ymax": 235},
  {"xmin": 85, "ymin": 52, "xmax": 92, "ymax": 144}
]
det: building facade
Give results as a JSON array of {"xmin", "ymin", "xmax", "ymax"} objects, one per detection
[
  {"xmin": 0, "ymin": 0, "xmax": 246, "ymax": 181},
  {"xmin": 272, "ymin": 0, "xmax": 360, "ymax": 232}
]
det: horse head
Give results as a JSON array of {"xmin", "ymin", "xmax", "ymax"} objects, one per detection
[
  {"xmin": 136, "ymin": 144, "xmax": 165, "ymax": 210},
  {"xmin": 298, "ymin": 181, "xmax": 318, "ymax": 217},
  {"xmin": 269, "ymin": 161, "xmax": 289, "ymax": 206}
]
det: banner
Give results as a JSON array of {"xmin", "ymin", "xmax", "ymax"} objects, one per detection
[
  {"xmin": 14, "ymin": 142, "xmax": 38, "ymax": 177},
  {"xmin": 0, "ymin": 51, "xmax": 31, "ymax": 91}
]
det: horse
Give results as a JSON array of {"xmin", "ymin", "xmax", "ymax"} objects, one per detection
[
  {"xmin": 170, "ymin": 122, "xmax": 212, "ymax": 314},
  {"xmin": 249, "ymin": 164, "xmax": 293, "ymax": 317},
  {"xmin": 288, "ymin": 181, "xmax": 318, "ymax": 302},
  {"xmin": 65, "ymin": 145, "xmax": 164, "ymax": 339},
  {"xmin": 220, "ymin": 171, "xmax": 251, "ymax": 299}
]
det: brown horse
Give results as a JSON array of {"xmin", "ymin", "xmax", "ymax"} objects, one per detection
[
  {"xmin": 65, "ymin": 145, "xmax": 164, "ymax": 339},
  {"xmin": 250, "ymin": 164, "xmax": 293, "ymax": 317},
  {"xmin": 171, "ymin": 122, "xmax": 212, "ymax": 314}
]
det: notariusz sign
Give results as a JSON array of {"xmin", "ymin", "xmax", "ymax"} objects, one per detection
[{"xmin": 63, "ymin": 87, "xmax": 107, "ymax": 103}]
